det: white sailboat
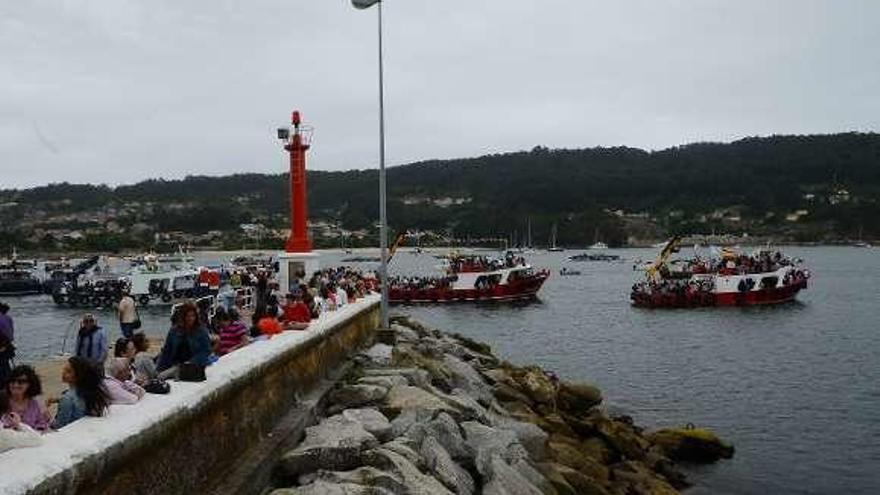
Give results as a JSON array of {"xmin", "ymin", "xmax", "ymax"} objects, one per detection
[{"xmin": 548, "ymin": 223, "xmax": 564, "ymax": 252}]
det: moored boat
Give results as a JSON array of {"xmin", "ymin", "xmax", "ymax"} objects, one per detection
[
  {"xmin": 631, "ymin": 238, "xmax": 810, "ymax": 308},
  {"xmin": 389, "ymin": 252, "xmax": 549, "ymax": 303},
  {"xmin": 0, "ymin": 248, "xmax": 43, "ymax": 296}
]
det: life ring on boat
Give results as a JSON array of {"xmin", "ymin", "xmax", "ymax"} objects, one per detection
[
  {"xmin": 138, "ymin": 295, "xmax": 151, "ymax": 306},
  {"xmin": 161, "ymin": 293, "xmax": 173, "ymax": 303},
  {"xmin": 172, "ymin": 290, "xmax": 183, "ymax": 299}
]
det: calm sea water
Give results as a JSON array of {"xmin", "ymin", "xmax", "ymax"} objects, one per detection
[{"xmin": 5, "ymin": 247, "xmax": 879, "ymax": 494}]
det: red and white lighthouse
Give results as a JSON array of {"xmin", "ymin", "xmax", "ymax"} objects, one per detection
[{"xmin": 276, "ymin": 110, "xmax": 319, "ymax": 293}]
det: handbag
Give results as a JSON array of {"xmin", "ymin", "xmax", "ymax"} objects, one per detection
[
  {"xmin": 178, "ymin": 362, "xmax": 206, "ymax": 382},
  {"xmin": 143, "ymin": 379, "xmax": 170, "ymax": 394}
]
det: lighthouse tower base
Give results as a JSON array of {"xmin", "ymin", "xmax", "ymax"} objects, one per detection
[{"xmin": 277, "ymin": 251, "xmax": 320, "ymax": 295}]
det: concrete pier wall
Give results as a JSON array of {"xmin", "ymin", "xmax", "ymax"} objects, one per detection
[{"xmin": 0, "ymin": 295, "xmax": 380, "ymax": 495}]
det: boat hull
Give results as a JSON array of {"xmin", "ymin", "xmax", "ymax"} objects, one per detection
[
  {"xmin": 631, "ymin": 279, "xmax": 807, "ymax": 308},
  {"xmin": 390, "ymin": 273, "xmax": 548, "ymax": 304},
  {"xmin": 0, "ymin": 280, "xmax": 44, "ymax": 297}
]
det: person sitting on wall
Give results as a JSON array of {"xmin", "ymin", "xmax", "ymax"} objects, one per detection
[
  {"xmin": 103, "ymin": 358, "xmax": 146, "ymax": 405},
  {"xmin": 281, "ymin": 291, "xmax": 311, "ymax": 331},
  {"xmin": 254, "ymin": 305, "xmax": 283, "ymax": 338},
  {"xmin": 156, "ymin": 301, "xmax": 213, "ymax": 381},
  {"xmin": 75, "ymin": 313, "xmax": 108, "ymax": 366},
  {"xmin": 216, "ymin": 308, "xmax": 249, "ymax": 355},
  {"xmin": 130, "ymin": 333, "xmax": 158, "ymax": 384},
  {"xmin": 0, "ymin": 391, "xmax": 42, "ymax": 453},
  {"xmin": 3, "ymin": 365, "xmax": 50, "ymax": 432},
  {"xmin": 49, "ymin": 356, "xmax": 109, "ymax": 429}
]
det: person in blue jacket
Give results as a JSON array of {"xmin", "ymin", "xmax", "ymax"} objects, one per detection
[
  {"xmin": 156, "ymin": 300, "xmax": 212, "ymax": 380},
  {"xmin": 74, "ymin": 314, "xmax": 107, "ymax": 366}
]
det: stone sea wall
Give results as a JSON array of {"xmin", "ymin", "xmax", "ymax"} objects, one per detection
[
  {"xmin": 0, "ymin": 295, "xmax": 380, "ymax": 495},
  {"xmin": 269, "ymin": 316, "xmax": 733, "ymax": 495}
]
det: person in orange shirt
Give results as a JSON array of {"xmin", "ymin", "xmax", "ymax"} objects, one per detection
[{"xmin": 255, "ymin": 307, "xmax": 283, "ymax": 338}]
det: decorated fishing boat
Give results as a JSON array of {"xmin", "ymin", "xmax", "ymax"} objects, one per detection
[
  {"xmin": 389, "ymin": 252, "xmax": 549, "ymax": 303},
  {"xmin": 631, "ymin": 237, "xmax": 810, "ymax": 308}
]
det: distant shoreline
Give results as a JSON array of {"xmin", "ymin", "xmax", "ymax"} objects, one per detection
[{"xmin": 7, "ymin": 242, "xmax": 873, "ymax": 259}]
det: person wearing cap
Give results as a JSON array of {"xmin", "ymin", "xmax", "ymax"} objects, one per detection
[
  {"xmin": 281, "ymin": 291, "xmax": 310, "ymax": 330},
  {"xmin": 75, "ymin": 314, "xmax": 108, "ymax": 366}
]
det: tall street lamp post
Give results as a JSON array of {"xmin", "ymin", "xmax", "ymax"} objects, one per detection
[{"xmin": 352, "ymin": 0, "xmax": 390, "ymax": 331}]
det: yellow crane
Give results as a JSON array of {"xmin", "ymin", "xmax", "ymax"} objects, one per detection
[{"xmin": 646, "ymin": 236, "xmax": 682, "ymax": 280}]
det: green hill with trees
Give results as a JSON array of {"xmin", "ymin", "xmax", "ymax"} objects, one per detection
[{"xmin": 1, "ymin": 132, "xmax": 878, "ymax": 252}]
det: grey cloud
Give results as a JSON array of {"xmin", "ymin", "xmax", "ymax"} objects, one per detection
[{"xmin": 1, "ymin": 0, "xmax": 878, "ymax": 188}]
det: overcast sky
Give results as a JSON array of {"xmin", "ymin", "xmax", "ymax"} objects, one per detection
[{"xmin": 2, "ymin": 0, "xmax": 878, "ymax": 189}]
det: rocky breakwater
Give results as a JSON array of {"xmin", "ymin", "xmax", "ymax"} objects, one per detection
[{"xmin": 270, "ymin": 316, "xmax": 733, "ymax": 494}]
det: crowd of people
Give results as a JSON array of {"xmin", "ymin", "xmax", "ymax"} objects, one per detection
[
  {"xmin": 0, "ymin": 266, "xmax": 378, "ymax": 454},
  {"xmin": 631, "ymin": 278, "xmax": 716, "ymax": 305},
  {"xmin": 676, "ymin": 250, "xmax": 795, "ymax": 277}
]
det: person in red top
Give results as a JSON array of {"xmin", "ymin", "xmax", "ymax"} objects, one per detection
[{"xmin": 281, "ymin": 291, "xmax": 311, "ymax": 331}]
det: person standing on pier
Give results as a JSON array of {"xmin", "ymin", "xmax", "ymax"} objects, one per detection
[
  {"xmin": 75, "ymin": 314, "xmax": 108, "ymax": 366},
  {"xmin": 0, "ymin": 302, "xmax": 13, "ymax": 387},
  {"xmin": 117, "ymin": 290, "xmax": 139, "ymax": 339}
]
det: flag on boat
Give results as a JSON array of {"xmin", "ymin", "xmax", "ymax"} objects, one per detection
[{"xmin": 352, "ymin": 0, "xmax": 381, "ymax": 9}]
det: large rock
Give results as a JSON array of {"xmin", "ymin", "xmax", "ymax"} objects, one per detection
[
  {"xmin": 611, "ymin": 461, "xmax": 678, "ymax": 495},
  {"xmin": 280, "ymin": 415, "xmax": 379, "ymax": 477},
  {"xmin": 580, "ymin": 437, "xmax": 614, "ymax": 464},
  {"xmin": 301, "ymin": 466, "xmax": 408, "ymax": 494},
  {"xmin": 533, "ymin": 463, "xmax": 578, "ymax": 495},
  {"xmin": 342, "ymin": 408, "xmax": 393, "ymax": 442},
  {"xmin": 385, "ymin": 385, "xmax": 459, "ymax": 416},
  {"xmin": 482, "ymin": 455, "xmax": 544, "ymax": 495},
  {"xmin": 487, "ymin": 412, "xmax": 550, "ymax": 461},
  {"xmin": 363, "ymin": 368, "xmax": 431, "ymax": 388},
  {"xmin": 405, "ymin": 412, "xmax": 471, "ymax": 462},
  {"xmin": 420, "ymin": 436, "xmax": 476, "ymax": 495},
  {"xmin": 594, "ymin": 417, "xmax": 650, "ymax": 461},
  {"xmin": 547, "ymin": 440, "xmax": 590, "ymax": 471},
  {"xmin": 515, "ymin": 367, "xmax": 556, "ymax": 406},
  {"xmin": 510, "ymin": 459, "xmax": 559, "ymax": 495},
  {"xmin": 361, "ymin": 344, "xmax": 394, "ymax": 366},
  {"xmin": 270, "ymin": 480, "xmax": 393, "ymax": 495},
  {"xmin": 552, "ymin": 465, "xmax": 610, "ymax": 495},
  {"xmin": 381, "ymin": 438, "xmax": 424, "ymax": 469},
  {"xmin": 461, "ymin": 421, "xmax": 530, "ymax": 476},
  {"xmin": 431, "ymin": 387, "xmax": 490, "ymax": 422},
  {"xmin": 328, "ymin": 384, "xmax": 389, "ymax": 410},
  {"xmin": 357, "ymin": 375, "xmax": 409, "ymax": 390},
  {"xmin": 391, "ymin": 323, "xmax": 421, "ymax": 342},
  {"xmin": 362, "ymin": 448, "xmax": 455, "ymax": 495},
  {"xmin": 441, "ymin": 354, "xmax": 494, "ymax": 405},
  {"xmin": 648, "ymin": 426, "xmax": 735, "ymax": 463},
  {"xmin": 390, "ymin": 407, "xmax": 438, "ymax": 438},
  {"xmin": 556, "ymin": 382, "xmax": 603, "ymax": 413}
]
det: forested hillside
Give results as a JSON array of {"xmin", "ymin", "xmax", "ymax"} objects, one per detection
[{"xmin": 1, "ymin": 133, "xmax": 878, "ymax": 251}]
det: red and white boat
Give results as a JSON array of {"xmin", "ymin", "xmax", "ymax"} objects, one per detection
[
  {"xmin": 631, "ymin": 239, "xmax": 810, "ymax": 308},
  {"xmin": 389, "ymin": 253, "xmax": 550, "ymax": 303}
]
